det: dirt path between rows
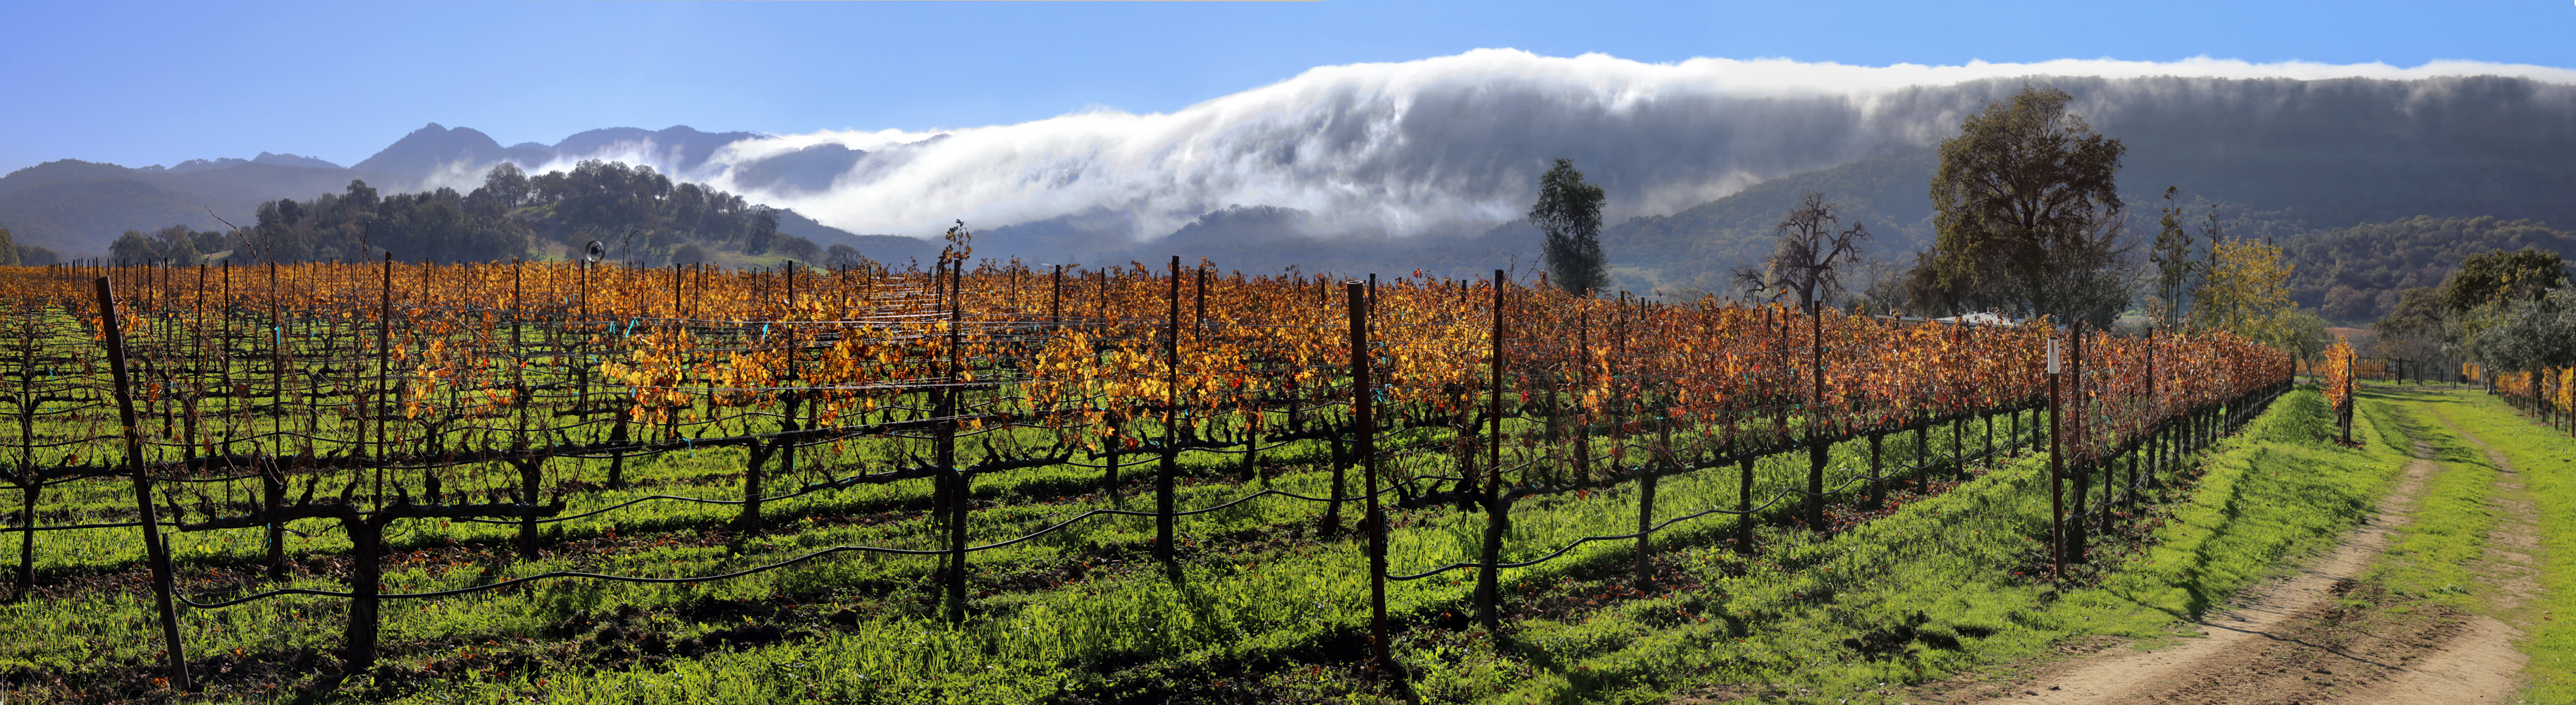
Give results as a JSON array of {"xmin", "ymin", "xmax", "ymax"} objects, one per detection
[{"xmin": 1930, "ymin": 406, "xmax": 2537, "ymax": 705}]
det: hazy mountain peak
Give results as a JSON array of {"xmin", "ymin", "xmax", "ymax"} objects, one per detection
[
  {"xmin": 2, "ymin": 159, "xmax": 140, "ymax": 188},
  {"xmin": 167, "ymin": 157, "xmax": 250, "ymax": 173},
  {"xmin": 353, "ymin": 123, "xmax": 509, "ymax": 176},
  {"xmin": 252, "ymin": 152, "xmax": 341, "ymax": 169},
  {"xmin": 729, "ymin": 142, "xmax": 866, "ymax": 194}
]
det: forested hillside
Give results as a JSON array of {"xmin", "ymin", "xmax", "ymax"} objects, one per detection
[
  {"xmin": 106, "ymin": 161, "xmax": 817, "ymax": 266},
  {"xmin": 2284, "ymin": 216, "xmax": 2576, "ymax": 324}
]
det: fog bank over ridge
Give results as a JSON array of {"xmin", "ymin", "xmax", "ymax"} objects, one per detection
[
  {"xmin": 16, "ymin": 51, "xmax": 2575, "ymax": 269},
  {"xmin": 569, "ymin": 49, "xmax": 2574, "ymax": 240}
]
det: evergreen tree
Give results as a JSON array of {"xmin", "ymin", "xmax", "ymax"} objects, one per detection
[{"xmin": 1529, "ymin": 158, "xmax": 1609, "ymax": 295}]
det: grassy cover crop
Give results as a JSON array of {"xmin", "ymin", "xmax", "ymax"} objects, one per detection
[
  {"xmin": 1420, "ymin": 385, "xmax": 2412, "ymax": 703},
  {"xmin": 2404, "ymin": 390, "xmax": 2576, "ymax": 702}
]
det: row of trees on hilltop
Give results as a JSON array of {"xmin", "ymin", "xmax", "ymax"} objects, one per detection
[
  {"xmin": 104, "ymin": 160, "xmax": 803, "ymax": 266},
  {"xmin": 483, "ymin": 161, "xmax": 794, "ymax": 263}
]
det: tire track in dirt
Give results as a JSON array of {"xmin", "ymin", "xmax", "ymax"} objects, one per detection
[
  {"xmin": 1930, "ymin": 415, "xmax": 2525, "ymax": 705},
  {"xmin": 2373, "ymin": 403, "xmax": 2541, "ymax": 704}
]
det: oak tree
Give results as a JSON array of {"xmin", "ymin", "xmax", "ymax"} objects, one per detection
[
  {"xmin": 1733, "ymin": 192, "xmax": 1871, "ymax": 314},
  {"xmin": 1921, "ymin": 85, "xmax": 2132, "ymax": 325}
]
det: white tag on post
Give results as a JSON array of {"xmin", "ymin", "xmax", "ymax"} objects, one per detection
[{"xmin": 2047, "ymin": 337, "xmax": 2062, "ymax": 374}]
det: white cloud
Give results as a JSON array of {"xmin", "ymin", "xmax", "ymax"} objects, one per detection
[{"xmin": 613, "ymin": 49, "xmax": 2576, "ymax": 239}]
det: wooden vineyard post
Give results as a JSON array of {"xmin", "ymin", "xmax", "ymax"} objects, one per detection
[
  {"xmin": 2093, "ymin": 335, "xmax": 2115, "ymax": 534},
  {"xmin": 1638, "ymin": 419, "xmax": 1663, "ymax": 591},
  {"xmin": 1806, "ymin": 302, "xmax": 1825, "ymax": 532},
  {"xmin": 779, "ymin": 265, "xmax": 801, "ymax": 524},
  {"xmin": 1479, "ymin": 270, "xmax": 1508, "ymax": 631},
  {"xmin": 2146, "ymin": 329, "xmax": 2160, "ymax": 491},
  {"xmin": 1951, "ymin": 415, "xmax": 1965, "ymax": 481},
  {"xmin": 187, "ymin": 266, "xmax": 205, "ymax": 466},
  {"xmin": 2124, "ymin": 451, "xmax": 2139, "ymax": 511},
  {"xmin": 13, "ymin": 302, "xmax": 43, "ymax": 599},
  {"xmin": 2341, "ymin": 348, "xmax": 2355, "ymax": 444},
  {"xmin": 343, "ymin": 515, "xmax": 386, "ymax": 674},
  {"xmin": 737, "ymin": 324, "xmax": 777, "ymax": 539},
  {"xmin": 1574, "ymin": 313, "xmax": 1591, "ymax": 486},
  {"xmin": 1157, "ymin": 257, "xmax": 1178, "ymax": 565},
  {"xmin": 1346, "ymin": 281, "xmax": 1391, "ymax": 668},
  {"xmin": 268, "ymin": 262, "xmax": 281, "ymax": 415},
  {"xmin": 371, "ymin": 254, "xmax": 393, "ymax": 503},
  {"xmin": 2066, "ymin": 325, "xmax": 2090, "ymax": 565},
  {"xmin": 2047, "ymin": 334, "xmax": 2064, "ymax": 578},
  {"xmin": 1734, "ymin": 455, "xmax": 1756, "ymax": 556},
  {"xmin": 95, "ymin": 276, "xmax": 192, "ymax": 693},
  {"xmin": 1914, "ymin": 422, "xmax": 1928, "ymax": 483},
  {"xmin": 944, "ymin": 254, "xmax": 968, "ymax": 624},
  {"xmin": 1049, "ymin": 264, "xmax": 1062, "ymax": 325},
  {"xmin": 1867, "ymin": 432, "xmax": 1884, "ymax": 509}
]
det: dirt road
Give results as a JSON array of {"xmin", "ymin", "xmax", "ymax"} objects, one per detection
[{"xmin": 1931, "ymin": 415, "xmax": 2537, "ymax": 705}]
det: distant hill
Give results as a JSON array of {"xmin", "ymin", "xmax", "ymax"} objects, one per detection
[
  {"xmin": 732, "ymin": 143, "xmax": 866, "ymax": 195},
  {"xmin": 2283, "ymin": 216, "xmax": 2576, "ymax": 324},
  {"xmin": 144, "ymin": 152, "xmax": 343, "ymax": 173},
  {"xmin": 0, "ymin": 163, "xmax": 211, "ymax": 254},
  {"xmin": 350, "ymin": 123, "xmax": 543, "ymax": 176},
  {"xmin": 773, "ymin": 209, "xmax": 934, "ymax": 264},
  {"xmin": 0, "ymin": 123, "xmax": 819, "ymax": 257}
]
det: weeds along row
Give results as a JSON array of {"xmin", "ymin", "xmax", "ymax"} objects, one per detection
[{"xmin": 0, "ymin": 252, "xmax": 2287, "ymax": 693}]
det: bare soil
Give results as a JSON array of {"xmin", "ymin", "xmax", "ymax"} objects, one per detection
[{"xmin": 1925, "ymin": 410, "xmax": 2540, "ymax": 705}]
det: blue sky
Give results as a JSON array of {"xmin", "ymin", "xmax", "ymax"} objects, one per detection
[{"xmin": 2, "ymin": 1, "xmax": 2570, "ymax": 176}]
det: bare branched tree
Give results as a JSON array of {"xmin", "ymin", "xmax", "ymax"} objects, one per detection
[{"xmin": 1732, "ymin": 192, "xmax": 1871, "ymax": 314}]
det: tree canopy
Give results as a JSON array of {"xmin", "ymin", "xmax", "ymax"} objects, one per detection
[
  {"xmin": 2443, "ymin": 246, "xmax": 2568, "ymax": 313},
  {"xmin": 1732, "ymin": 192, "xmax": 1869, "ymax": 314},
  {"xmin": 2147, "ymin": 186, "xmax": 2219, "ymax": 328},
  {"xmin": 2371, "ymin": 286, "xmax": 2447, "ymax": 341},
  {"xmin": 1919, "ymin": 85, "xmax": 2131, "ymax": 326},
  {"xmin": 2193, "ymin": 236, "xmax": 2300, "ymax": 350},
  {"xmin": 2467, "ymin": 287, "xmax": 2576, "ymax": 372},
  {"xmin": 214, "ymin": 161, "xmax": 791, "ymax": 265},
  {"xmin": 1531, "ymin": 158, "xmax": 1609, "ymax": 295}
]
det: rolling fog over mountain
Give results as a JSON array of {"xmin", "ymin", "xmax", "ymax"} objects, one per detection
[
  {"xmin": 6, "ymin": 51, "xmax": 2575, "ymax": 314},
  {"xmin": 679, "ymin": 52, "xmax": 2576, "ymax": 247}
]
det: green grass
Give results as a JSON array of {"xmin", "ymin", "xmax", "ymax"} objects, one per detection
[
  {"xmin": 2404, "ymin": 389, "xmax": 2576, "ymax": 702},
  {"xmin": 2364, "ymin": 387, "xmax": 2502, "ymax": 609},
  {"xmin": 1424, "ymin": 385, "xmax": 2412, "ymax": 704}
]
